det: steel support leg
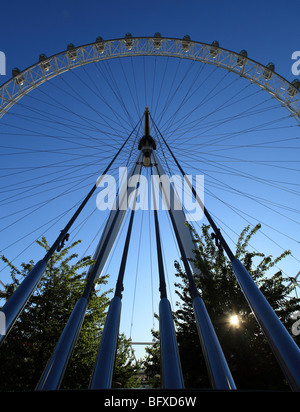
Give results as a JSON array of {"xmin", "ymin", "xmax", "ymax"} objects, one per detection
[
  {"xmin": 36, "ymin": 155, "xmax": 142, "ymax": 390},
  {"xmin": 151, "ymin": 174, "xmax": 184, "ymax": 388},
  {"xmin": 151, "ymin": 152, "xmax": 236, "ymax": 390},
  {"xmin": 159, "ymin": 297, "xmax": 184, "ymax": 389},
  {"xmin": 192, "ymin": 296, "xmax": 236, "ymax": 389},
  {"xmin": 90, "ymin": 182, "xmax": 139, "ymax": 388},
  {"xmin": 0, "ymin": 259, "xmax": 46, "ymax": 344},
  {"xmin": 89, "ymin": 296, "xmax": 122, "ymax": 389},
  {"xmin": 36, "ymin": 297, "xmax": 88, "ymax": 390},
  {"xmin": 232, "ymin": 259, "xmax": 300, "ymax": 391}
]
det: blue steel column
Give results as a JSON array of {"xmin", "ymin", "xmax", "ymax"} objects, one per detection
[
  {"xmin": 0, "ymin": 260, "xmax": 46, "ymax": 343},
  {"xmin": 36, "ymin": 156, "xmax": 143, "ymax": 391},
  {"xmin": 36, "ymin": 297, "xmax": 88, "ymax": 390},
  {"xmin": 89, "ymin": 296, "xmax": 122, "ymax": 389},
  {"xmin": 152, "ymin": 152, "xmax": 236, "ymax": 390},
  {"xmin": 159, "ymin": 298, "xmax": 184, "ymax": 388},
  {"xmin": 89, "ymin": 169, "xmax": 140, "ymax": 389},
  {"xmin": 232, "ymin": 259, "xmax": 300, "ymax": 392},
  {"xmin": 152, "ymin": 171, "xmax": 184, "ymax": 389}
]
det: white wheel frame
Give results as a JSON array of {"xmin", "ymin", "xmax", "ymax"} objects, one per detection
[{"xmin": 1, "ymin": 36, "xmax": 300, "ymax": 123}]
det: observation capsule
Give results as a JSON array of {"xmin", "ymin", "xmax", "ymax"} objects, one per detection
[
  {"xmin": 182, "ymin": 35, "xmax": 191, "ymax": 52},
  {"xmin": 96, "ymin": 37, "xmax": 105, "ymax": 54},
  {"xmin": 124, "ymin": 33, "xmax": 134, "ymax": 50},
  {"xmin": 237, "ymin": 49, "xmax": 248, "ymax": 67},
  {"xmin": 39, "ymin": 54, "xmax": 51, "ymax": 72},
  {"xmin": 263, "ymin": 62, "xmax": 275, "ymax": 80},
  {"xmin": 210, "ymin": 40, "xmax": 219, "ymax": 58},
  {"xmin": 288, "ymin": 79, "xmax": 300, "ymax": 97},
  {"xmin": 153, "ymin": 32, "xmax": 162, "ymax": 50},
  {"xmin": 67, "ymin": 43, "xmax": 77, "ymax": 61},
  {"xmin": 12, "ymin": 67, "xmax": 24, "ymax": 86}
]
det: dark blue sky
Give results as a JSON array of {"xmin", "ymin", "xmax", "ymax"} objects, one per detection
[{"xmin": 0, "ymin": 0, "xmax": 299, "ymax": 83}]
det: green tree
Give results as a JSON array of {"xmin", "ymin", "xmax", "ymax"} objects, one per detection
[
  {"xmin": 0, "ymin": 237, "xmax": 138, "ymax": 391},
  {"xmin": 144, "ymin": 224, "xmax": 300, "ymax": 390},
  {"xmin": 174, "ymin": 223, "xmax": 300, "ymax": 390},
  {"xmin": 142, "ymin": 329, "xmax": 161, "ymax": 388},
  {"xmin": 112, "ymin": 334, "xmax": 141, "ymax": 388}
]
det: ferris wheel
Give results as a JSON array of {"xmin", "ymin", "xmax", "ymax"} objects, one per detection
[{"xmin": 0, "ymin": 33, "xmax": 300, "ymax": 391}]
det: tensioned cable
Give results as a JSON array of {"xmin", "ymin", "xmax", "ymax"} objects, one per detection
[
  {"xmin": 83, "ymin": 63, "xmax": 133, "ymax": 131},
  {"xmin": 143, "ymin": 56, "xmax": 148, "ymax": 107},
  {"xmin": 202, "ymin": 185, "xmax": 300, "ymax": 267},
  {"xmin": 156, "ymin": 145, "xmax": 296, "ymax": 279},
  {"xmin": 1, "ymin": 92, "xmax": 122, "ymax": 140},
  {"xmin": 0, "ymin": 157, "xmax": 113, "ymax": 203},
  {"xmin": 158, "ymin": 59, "xmax": 219, "ymax": 128},
  {"xmin": 205, "ymin": 180, "xmax": 300, "ymax": 244},
  {"xmin": 158, "ymin": 60, "xmax": 210, "ymax": 131},
  {"xmin": 116, "ymin": 58, "xmax": 141, "ymax": 120},
  {"xmin": 0, "ymin": 116, "xmax": 121, "ymax": 156},
  {"xmin": 153, "ymin": 114, "xmax": 300, "ymax": 265},
  {"xmin": 83, "ymin": 60, "xmax": 138, "ymax": 131},
  {"xmin": 2, "ymin": 44, "xmax": 300, "ymax": 364},
  {"xmin": 20, "ymin": 69, "xmax": 128, "ymax": 135},
  {"xmin": 152, "ymin": 56, "xmax": 170, "ymax": 120},
  {"xmin": 180, "ymin": 134, "xmax": 300, "ymax": 153},
  {"xmin": 167, "ymin": 99, "xmax": 285, "ymax": 148},
  {"xmin": 0, "ymin": 126, "xmax": 140, "ymax": 272},
  {"xmin": 146, "ymin": 168, "xmax": 155, "ymax": 330},
  {"xmin": 0, "ymin": 167, "xmax": 101, "ymax": 231},
  {"xmin": 176, "ymin": 147, "xmax": 300, "ymax": 201},
  {"xmin": 130, "ymin": 56, "xmax": 141, "ymax": 116},
  {"xmin": 2, "ymin": 52, "xmax": 299, "ymax": 256},
  {"xmin": 129, "ymin": 170, "xmax": 148, "ymax": 339},
  {"xmin": 176, "ymin": 154, "xmax": 300, "ymax": 245},
  {"xmin": 161, "ymin": 74, "xmax": 278, "ymax": 136},
  {"xmin": 100, "ymin": 60, "xmax": 137, "ymax": 130},
  {"xmin": 162, "ymin": 65, "xmax": 233, "ymax": 136},
  {"xmin": 0, "ymin": 118, "xmax": 141, "ymax": 227},
  {"xmin": 57, "ymin": 72, "xmax": 131, "ymax": 140},
  {"xmin": 5, "ymin": 88, "xmax": 125, "ymax": 146},
  {"xmin": 171, "ymin": 146, "xmax": 300, "ymax": 196},
  {"xmin": 0, "ymin": 155, "xmax": 121, "ymax": 213},
  {"xmin": 155, "ymin": 57, "xmax": 186, "ymax": 127},
  {"xmin": 0, "ymin": 197, "xmax": 86, "ymax": 270},
  {"xmin": 165, "ymin": 76, "xmax": 256, "ymax": 137},
  {"xmin": 0, "ymin": 144, "xmax": 134, "ymax": 188},
  {"xmin": 57, "ymin": 64, "xmax": 133, "ymax": 133}
]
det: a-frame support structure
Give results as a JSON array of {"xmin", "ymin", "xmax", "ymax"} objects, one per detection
[{"xmin": 1, "ymin": 108, "xmax": 300, "ymax": 391}]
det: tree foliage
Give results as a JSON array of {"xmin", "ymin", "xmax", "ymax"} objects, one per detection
[
  {"xmin": 0, "ymin": 237, "xmax": 139, "ymax": 391},
  {"xmin": 145, "ymin": 224, "xmax": 300, "ymax": 390},
  {"xmin": 142, "ymin": 329, "xmax": 160, "ymax": 388},
  {"xmin": 112, "ymin": 334, "xmax": 141, "ymax": 388}
]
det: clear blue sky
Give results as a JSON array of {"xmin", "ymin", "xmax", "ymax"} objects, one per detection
[
  {"xmin": 1, "ymin": 0, "xmax": 299, "ymax": 82},
  {"xmin": 0, "ymin": 0, "xmax": 300, "ymax": 362}
]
